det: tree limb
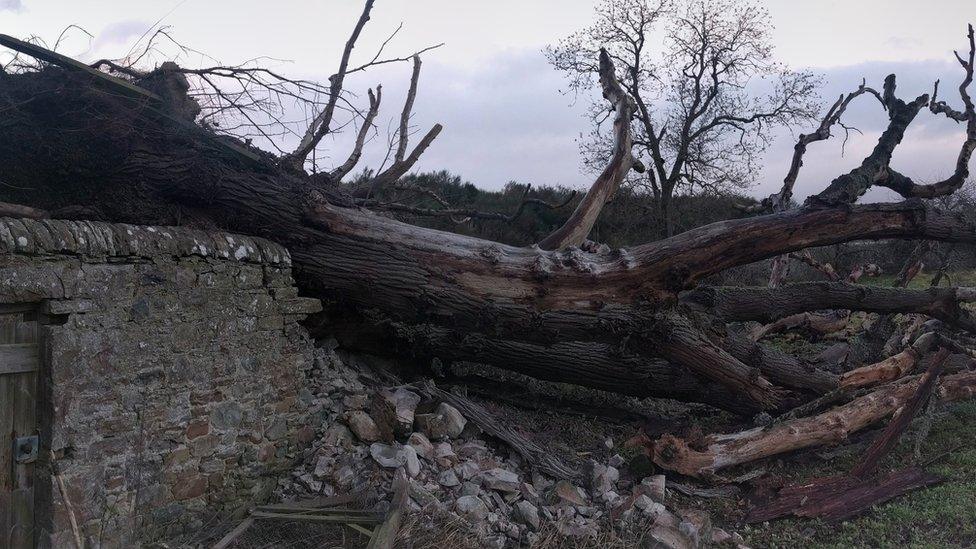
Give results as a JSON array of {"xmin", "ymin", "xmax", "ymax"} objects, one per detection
[
  {"xmin": 684, "ymin": 282, "xmax": 976, "ymax": 332},
  {"xmin": 537, "ymin": 48, "xmax": 637, "ymax": 250},
  {"xmin": 328, "ymin": 85, "xmax": 382, "ymax": 182},
  {"xmin": 283, "ymin": 0, "xmax": 375, "ymax": 170}
]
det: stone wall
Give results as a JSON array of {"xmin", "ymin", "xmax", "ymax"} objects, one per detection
[{"xmin": 0, "ymin": 218, "xmax": 321, "ymax": 547}]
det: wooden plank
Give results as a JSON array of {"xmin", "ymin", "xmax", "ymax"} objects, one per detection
[
  {"xmin": 1, "ymin": 371, "xmax": 15, "ymax": 546},
  {"xmin": 253, "ymin": 491, "xmax": 365, "ymax": 511},
  {"xmin": 366, "ymin": 469, "xmax": 409, "ymax": 549},
  {"xmin": 0, "ymin": 492, "xmax": 10, "ymax": 549},
  {"xmin": 11, "ymin": 369, "xmax": 37, "ymax": 549},
  {"xmin": 211, "ymin": 517, "xmax": 254, "ymax": 549},
  {"xmin": 250, "ymin": 511, "xmax": 382, "ymax": 524},
  {"xmin": 0, "ymin": 344, "xmax": 40, "ymax": 374}
]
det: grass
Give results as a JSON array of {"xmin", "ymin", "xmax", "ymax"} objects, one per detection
[{"xmin": 865, "ymin": 269, "xmax": 976, "ymax": 289}]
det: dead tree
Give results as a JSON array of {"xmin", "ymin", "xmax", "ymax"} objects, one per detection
[{"xmin": 1, "ymin": 7, "xmax": 976, "ymax": 436}]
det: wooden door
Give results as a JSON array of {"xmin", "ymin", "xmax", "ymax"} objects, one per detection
[{"xmin": 1, "ymin": 305, "xmax": 40, "ymax": 549}]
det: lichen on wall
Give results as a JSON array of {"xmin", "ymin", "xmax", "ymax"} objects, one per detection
[{"xmin": 0, "ymin": 217, "xmax": 321, "ymax": 548}]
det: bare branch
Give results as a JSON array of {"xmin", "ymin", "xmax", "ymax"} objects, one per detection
[
  {"xmin": 0, "ymin": 200, "xmax": 49, "ymax": 219},
  {"xmin": 395, "ymin": 55, "xmax": 422, "ymax": 163},
  {"xmin": 685, "ymin": 282, "xmax": 976, "ymax": 333},
  {"xmin": 329, "ymin": 85, "xmax": 382, "ymax": 182},
  {"xmin": 370, "ymin": 123, "xmax": 443, "ymax": 188},
  {"xmin": 538, "ymin": 48, "xmax": 637, "ymax": 250},
  {"xmin": 807, "ymin": 74, "xmax": 930, "ymax": 206},
  {"xmin": 284, "ymin": 0, "xmax": 375, "ymax": 170}
]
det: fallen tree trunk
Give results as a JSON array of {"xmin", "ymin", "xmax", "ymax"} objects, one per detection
[
  {"xmin": 685, "ymin": 282, "xmax": 976, "ymax": 332},
  {"xmin": 3, "ymin": 39, "xmax": 976, "ymax": 414}
]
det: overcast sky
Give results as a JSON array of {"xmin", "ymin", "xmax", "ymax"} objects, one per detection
[{"xmin": 2, "ymin": 0, "xmax": 974, "ymax": 201}]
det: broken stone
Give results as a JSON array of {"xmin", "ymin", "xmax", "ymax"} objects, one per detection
[
  {"xmin": 369, "ymin": 443, "xmax": 410, "ymax": 469},
  {"xmin": 589, "ymin": 461, "xmax": 619, "ymax": 497},
  {"xmin": 456, "ymin": 460, "xmax": 480, "ymax": 480},
  {"xmin": 346, "ymin": 410, "xmax": 381, "ymax": 442},
  {"xmin": 634, "ymin": 494, "xmax": 666, "ymax": 517},
  {"xmin": 642, "ymin": 474, "xmax": 667, "ymax": 502},
  {"xmin": 404, "ymin": 445, "xmax": 421, "ymax": 478},
  {"xmin": 408, "ymin": 479, "xmax": 440, "ymax": 507},
  {"xmin": 679, "ymin": 520, "xmax": 701, "ymax": 547},
  {"xmin": 406, "ymin": 432, "xmax": 434, "ymax": 460},
  {"xmin": 553, "ymin": 480, "xmax": 587, "ymax": 506},
  {"xmin": 372, "ymin": 388, "xmax": 422, "ymax": 440},
  {"xmin": 433, "ymin": 442, "xmax": 458, "ymax": 468},
  {"xmin": 333, "ymin": 465, "xmax": 355, "ymax": 489},
  {"xmin": 415, "ymin": 402, "xmax": 467, "ymax": 439},
  {"xmin": 438, "ymin": 469, "xmax": 461, "ymax": 487},
  {"xmin": 265, "ymin": 418, "xmax": 287, "ymax": 440},
  {"xmin": 343, "ymin": 394, "xmax": 368, "ymax": 410},
  {"xmin": 460, "ymin": 481, "xmax": 481, "ymax": 496},
  {"xmin": 456, "ymin": 495, "xmax": 489, "ymax": 522},
  {"xmin": 608, "ymin": 453, "xmax": 625, "ymax": 468},
  {"xmin": 520, "ymin": 482, "xmax": 540, "ymax": 503},
  {"xmin": 296, "ymin": 473, "xmax": 321, "ymax": 493},
  {"xmin": 313, "ymin": 456, "xmax": 331, "ymax": 478},
  {"xmin": 389, "ymin": 388, "xmax": 421, "ymax": 432},
  {"xmin": 457, "ymin": 440, "xmax": 488, "ymax": 459},
  {"xmin": 513, "ymin": 500, "xmax": 541, "ymax": 531},
  {"xmin": 480, "ymin": 468, "xmax": 520, "ymax": 492},
  {"xmin": 532, "ymin": 472, "xmax": 554, "ymax": 494},
  {"xmin": 711, "ymin": 528, "xmax": 732, "ymax": 544}
]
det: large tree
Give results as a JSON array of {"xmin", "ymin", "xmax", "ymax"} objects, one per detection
[
  {"xmin": 2, "ymin": 5, "xmax": 976, "ymax": 472},
  {"xmin": 546, "ymin": 0, "xmax": 821, "ymax": 236}
]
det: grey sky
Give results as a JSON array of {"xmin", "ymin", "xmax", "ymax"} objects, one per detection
[{"xmin": 2, "ymin": 0, "xmax": 974, "ymax": 200}]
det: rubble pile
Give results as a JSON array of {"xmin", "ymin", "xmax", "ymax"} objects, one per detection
[{"xmin": 275, "ymin": 343, "xmax": 749, "ymax": 548}]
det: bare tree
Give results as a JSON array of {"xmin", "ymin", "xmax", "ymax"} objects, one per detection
[{"xmin": 546, "ymin": 0, "xmax": 821, "ymax": 236}]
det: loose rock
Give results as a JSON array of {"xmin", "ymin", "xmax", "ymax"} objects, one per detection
[
  {"xmin": 346, "ymin": 410, "xmax": 381, "ymax": 442},
  {"xmin": 456, "ymin": 495, "xmax": 489, "ymax": 521}
]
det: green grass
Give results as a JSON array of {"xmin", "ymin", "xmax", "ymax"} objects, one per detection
[
  {"xmin": 740, "ymin": 400, "xmax": 976, "ymax": 548},
  {"xmin": 865, "ymin": 269, "xmax": 976, "ymax": 289}
]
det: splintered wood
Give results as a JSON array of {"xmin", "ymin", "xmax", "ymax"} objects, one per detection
[{"xmin": 746, "ymin": 349, "xmax": 951, "ymax": 523}]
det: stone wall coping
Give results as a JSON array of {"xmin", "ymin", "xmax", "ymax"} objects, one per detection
[{"xmin": 0, "ymin": 217, "xmax": 290, "ymax": 266}]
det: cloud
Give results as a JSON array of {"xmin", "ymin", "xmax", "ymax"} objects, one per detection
[
  {"xmin": 0, "ymin": 0, "xmax": 23, "ymax": 12},
  {"xmin": 97, "ymin": 20, "xmax": 149, "ymax": 46}
]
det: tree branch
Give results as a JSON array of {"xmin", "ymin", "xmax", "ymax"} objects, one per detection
[
  {"xmin": 538, "ymin": 48, "xmax": 637, "ymax": 250},
  {"xmin": 369, "ymin": 123, "xmax": 443, "ymax": 188},
  {"xmin": 684, "ymin": 282, "xmax": 976, "ymax": 332},
  {"xmin": 283, "ymin": 0, "xmax": 375, "ymax": 170},
  {"xmin": 395, "ymin": 55, "xmax": 422, "ymax": 163},
  {"xmin": 327, "ymin": 85, "xmax": 382, "ymax": 182},
  {"xmin": 807, "ymin": 75, "xmax": 930, "ymax": 206}
]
